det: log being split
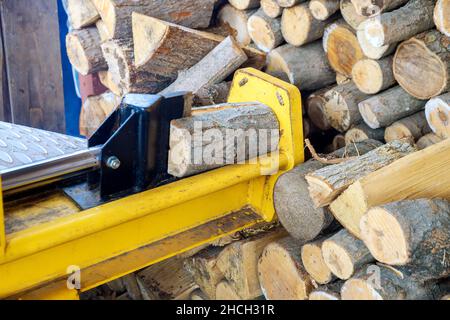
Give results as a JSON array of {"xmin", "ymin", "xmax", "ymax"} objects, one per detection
[
  {"xmin": 266, "ymin": 42, "xmax": 336, "ymax": 91},
  {"xmin": 247, "ymin": 9, "xmax": 283, "ymax": 52},
  {"xmin": 352, "ymin": 56, "xmax": 396, "ymax": 94},
  {"xmin": 345, "ymin": 124, "xmax": 385, "ymax": 145},
  {"xmin": 79, "ymin": 91, "xmax": 121, "ymax": 137},
  {"xmin": 324, "ymin": 22, "xmax": 365, "ymax": 78},
  {"xmin": 350, "ymin": 0, "xmax": 409, "ymax": 17},
  {"xmin": 416, "ymin": 133, "xmax": 443, "ymax": 150},
  {"xmin": 434, "ymin": 0, "xmax": 450, "ymax": 37},
  {"xmin": 132, "ymin": 13, "xmax": 266, "ymax": 93},
  {"xmin": 228, "ymin": 0, "xmax": 261, "ymax": 10},
  {"xmin": 301, "ymin": 237, "xmax": 336, "ymax": 284},
  {"xmin": 360, "ymin": 199, "xmax": 450, "ymax": 282},
  {"xmin": 322, "ymin": 229, "xmax": 373, "ymax": 280},
  {"xmin": 66, "ymin": 28, "xmax": 107, "ymax": 75},
  {"xmin": 425, "ymin": 93, "xmax": 450, "ymax": 139},
  {"xmin": 384, "ymin": 111, "xmax": 431, "ymax": 143},
  {"xmin": 217, "ymin": 5, "xmax": 256, "ymax": 46},
  {"xmin": 216, "ymin": 228, "xmax": 287, "ymax": 300},
  {"xmin": 306, "ymin": 86, "xmax": 334, "ymax": 131},
  {"xmin": 168, "ymin": 103, "xmax": 279, "ymax": 178},
  {"xmin": 258, "ymin": 237, "xmax": 313, "ymax": 300},
  {"xmin": 358, "ymin": 86, "xmax": 427, "ymax": 129},
  {"xmin": 67, "ymin": 0, "xmax": 99, "ymax": 29},
  {"xmin": 184, "ymin": 247, "xmax": 224, "ymax": 299},
  {"xmin": 393, "ymin": 30, "xmax": 450, "ymax": 100},
  {"xmin": 281, "ymin": 3, "xmax": 337, "ymax": 47},
  {"xmin": 341, "ymin": 264, "xmax": 443, "ymax": 300},
  {"xmin": 358, "ymin": 0, "xmax": 435, "ymax": 48},
  {"xmin": 193, "ymin": 82, "xmax": 231, "ymax": 107},
  {"xmin": 92, "ymin": 0, "xmax": 217, "ymax": 39},
  {"xmin": 306, "ymin": 140, "xmax": 416, "ymax": 207},
  {"xmin": 261, "ymin": 0, "xmax": 283, "ymax": 18},
  {"xmin": 340, "ymin": 0, "xmax": 368, "ymax": 30},
  {"xmin": 330, "ymin": 139, "xmax": 450, "ymax": 239},
  {"xmin": 309, "ymin": 0, "xmax": 340, "ymax": 20},
  {"xmin": 323, "ymin": 82, "xmax": 370, "ymax": 132},
  {"xmin": 309, "ymin": 281, "xmax": 343, "ymax": 300},
  {"xmin": 274, "ymin": 140, "xmax": 382, "ymax": 242},
  {"xmin": 161, "ymin": 37, "xmax": 247, "ymax": 95}
]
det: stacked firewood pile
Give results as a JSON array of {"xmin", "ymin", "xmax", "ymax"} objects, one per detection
[{"xmin": 67, "ymin": 0, "xmax": 449, "ymax": 300}]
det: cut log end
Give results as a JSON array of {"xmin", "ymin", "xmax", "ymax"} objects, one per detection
[
  {"xmin": 352, "ymin": 59, "xmax": 385, "ymax": 94},
  {"xmin": 281, "ymin": 4, "xmax": 314, "ymax": 46},
  {"xmin": 321, "ymin": 241, "xmax": 356, "ymax": 280},
  {"xmin": 66, "ymin": 34, "xmax": 90, "ymax": 75},
  {"xmin": 301, "ymin": 241, "xmax": 334, "ymax": 284},
  {"xmin": 309, "ymin": 290, "xmax": 340, "ymax": 300},
  {"xmin": 247, "ymin": 11, "xmax": 282, "ymax": 52},
  {"xmin": 217, "ymin": 5, "xmax": 254, "ymax": 46},
  {"xmin": 132, "ymin": 13, "xmax": 168, "ymax": 67},
  {"xmin": 360, "ymin": 207, "xmax": 409, "ymax": 265},
  {"xmin": 261, "ymin": 0, "xmax": 283, "ymax": 18},
  {"xmin": 341, "ymin": 278, "xmax": 383, "ymax": 300},
  {"xmin": 434, "ymin": 0, "xmax": 450, "ymax": 37},
  {"xmin": 425, "ymin": 94, "xmax": 450, "ymax": 139}
]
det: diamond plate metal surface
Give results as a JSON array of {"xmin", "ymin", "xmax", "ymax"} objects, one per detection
[{"xmin": 0, "ymin": 122, "xmax": 88, "ymax": 170}]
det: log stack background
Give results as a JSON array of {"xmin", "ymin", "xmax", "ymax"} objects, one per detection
[{"xmin": 67, "ymin": 0, "xmax": 449, "ymax": 300}]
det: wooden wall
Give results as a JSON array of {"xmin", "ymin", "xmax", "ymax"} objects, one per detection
[{"xmin": 0, "ymin": 0, "xmax": 66, "ymax": 133}]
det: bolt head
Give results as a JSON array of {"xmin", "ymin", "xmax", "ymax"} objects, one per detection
[{"xmin": 106, "ymin": 156, "xmax": 121, "ymax": 170}]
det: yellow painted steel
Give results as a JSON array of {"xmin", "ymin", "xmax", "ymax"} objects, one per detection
[{"xmin": 0, "ymin": 68, "xmax": 303, "ymax": 299}]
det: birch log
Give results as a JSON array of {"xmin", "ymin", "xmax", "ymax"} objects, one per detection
[
  {"xmin": 266, "ymin": 42, "xmax": 336, "ymax": 91},
  {"xmin": 352, "ymin": 56, "xmax": 396, "ymax": 94},
  {"xmin": 330, "ymin": 139, "xmax": 450, "ymax": 238},
  {"xmin": 358, "ymin": 86, "xmax": 427, "ymax": 129},
  {"xmin": 425, "ymin": 92, "xmax": 450, "ymax": 139},
  {"xmin": 305, "ymin": 140, "xmax": 416, "ymax": 207},
  {"xmin": 393, "ymin": 29, "xmax": 450, "ymax": 100},
  {"xmin": 361, "ymin": 199, "xmax": 450, "ymax": 282}
]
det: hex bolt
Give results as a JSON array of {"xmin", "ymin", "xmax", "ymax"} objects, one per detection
[{"xmin": 106, "ymin": 156, "xmax": 121, "ymax": 170}]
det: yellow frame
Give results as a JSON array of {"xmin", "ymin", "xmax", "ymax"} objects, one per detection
[{"xmin": 0, "ymin": 68, "xmax": 303, "ymax": 299}]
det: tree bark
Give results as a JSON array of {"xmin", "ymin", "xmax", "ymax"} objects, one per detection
[
  {"xmin": 66, "ymin": 28, "xmax": 107, "ymax": 76},
  {"xmin": 261, "ymin": 0, "xmax": 283, "ymax": 18},
  {"xmin": 325, "ymin": 22, "xmax": 365, "ymax": 78},
  {"xmin": 357, "ymin": 27, "xmax": 397, "ymax": 59},
  {"xmin": 351, "ymin": 0, "xmax": 409, "ymax": 17},
  {"xmin": 309, "ymin": 0, "xmax": 340, "ymax": 20},
  {"xmin": 360, "ymin": 199, "xmax": 450, "ymax": 282},
  {"xmin": 274, "ymin": 140, "xmax": 382, "ymax": 241},
  {"xmin": 258, "ymin": 236, "xmax": 314, "ymax": 300},
  {"xmin": 393, "ymin": 29, "xmax": 450, "ymax": 100},
  {"xmin": 266, "ymin": 42, "xmax": 336, "ymax": 91},
  {"xmin": 79, "ymin": 91, "xmax": 121, "ymax": 137},
  {"xmin": 247, "ymin": 9, "xmax": 284, "ymax": 52},
  {"xmin": 384, "ymin": 111, "xmax": 431, "ymax": 142},
  {"xmin": 330, "ymin": 138, "xmax": 450, "ymax": 238},
  {"xmin": 161, "ymin": 37, "xmax": 247, "ymax": 95},
  {"xmin": 216, "ymin": 228, "xmax": 287, "ymax": 300},
  {"xmin": 306, "ymin": 140, "xmax": 416, "ymax": 207},
  {"xmin": 301, "ymin": 236, "xmax": 337, "ymax": 284},
  {"xmin": 92, "ymin": 0, "xmax": 217, "ymax": 39},
  {"xmin": 352, "ymin": 56, "xmax": 396, "ymax": 94},
  {"xmin": 96, "ymin": 19, "xmax": 112, "ymax": 41},
  {"xmin": 323, "ymin": 82, "xmax": 371, "ymax": 132},
  {"xmin": 309, "ymin": 280, "xmax": 343, "ymax": 300},
  {"xmin": 67, "ymin": 0, "xmax": 99, "ymax": 29},
  {"xmin": 217, "ymin": 5, "xmax": 257, "ymax": 46},
  {"xmin": 434, "ymin": 0, "xmax": 450, "ymax": 37},
  {"xmin": 345, "ymin": 123, "xmax": 385, "ymax": 145},
  {"xmin": 281, "ymin": 3, "xmax": 338, "ymax": 46},
  {"xmin": 322, "ymin": 229, "xmax": 373, "ymax": 280},
  {"xmin": 276, "ymin": 0, "xmax": 306, "ymax": 7},
  {"xmin": 341, "ymin": 264, "xmax": 444, "ymax": 300},
  {"xmin": 358, "ymin": 86, "xmax": 427, "ymax": 129},
  {"xmin": 425, "ymin": 92, "xmax": 450, "ymax": 139},
  {"xmin": 416, "ymin": 133, "xmax": 443, "ymax": 149},
  {"xmin": 193, "ymin": 82, "xmax": 231, "ymax": 107},
  {"xmin": 168, "ymin": 102, "xmax": 280, "ymax": 178},
  {"xmin": 358, "ymin": 0, "xmax": 435, "ymax": 48}
]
